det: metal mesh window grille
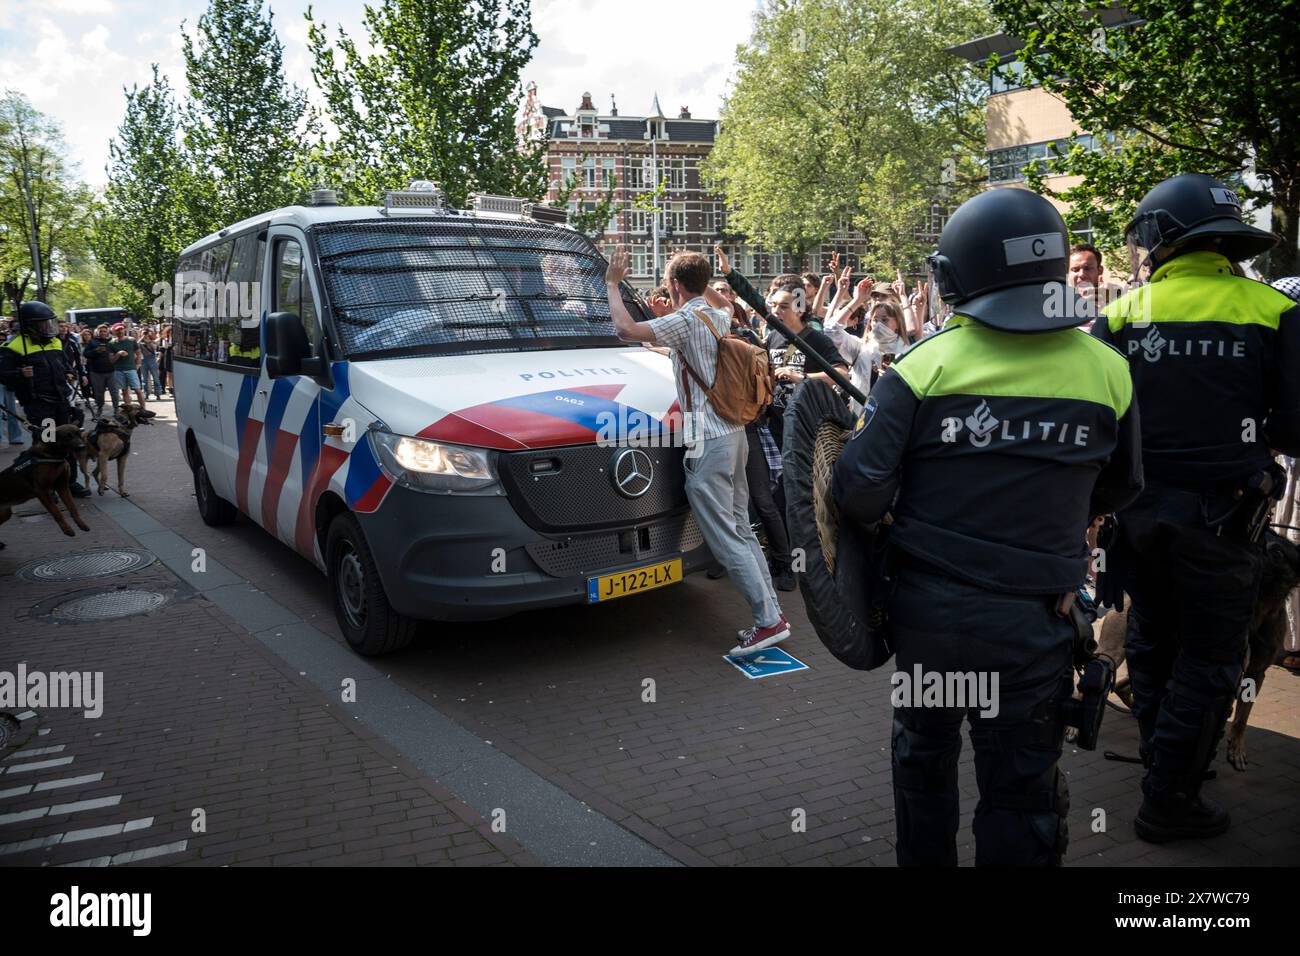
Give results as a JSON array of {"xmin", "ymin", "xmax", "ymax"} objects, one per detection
[{"xmin": 313, "ymin": 216, "xmax": 644, "ymax": 357}]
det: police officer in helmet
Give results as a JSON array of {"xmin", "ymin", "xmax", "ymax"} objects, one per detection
[
  {"xmin": 834, "ymin": 188, "xmax": 1143, "ymax": 865},
  {"xmin": 1093, "ymin": 173, "xmax": 1300, "ymax": 842},
  {"xmin": 0, "ymin": 302, "xmax": 91, "ymax": 497}
]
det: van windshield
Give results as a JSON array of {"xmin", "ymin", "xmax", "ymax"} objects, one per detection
[{"xmin": 312, "ymin": 217, "xmax": 644, "ymax": 358}]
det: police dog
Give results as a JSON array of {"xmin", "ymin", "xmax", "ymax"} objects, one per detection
[
  {"xmin": 1094, "ymin": 530, "xmax": 1300, "ymax": 771},
  {"xmin": 0, "ymin": 424, "xmax": 91, "ymax": 543},
  {"xmin": 1226, "ymin": 532, "xmax": 1300, "ymax": 770},
  {"xmin": 79, "ymin": 403, "xmax": 157, "ymax": 498}
]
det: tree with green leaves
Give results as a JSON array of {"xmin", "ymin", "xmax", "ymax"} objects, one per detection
[
  {"xmin": 47, "ymin": 255, "xmax": 134, "ymax": 319},
  {"xmin": 992, "ymin": 0, "xmax": 1300, "ymax": 279},
  {"xmin": 181, "ymin": 0, "xmax": 317, "ymax": 235},
  {"xmin": 306, "ymin": 0, "xmax": 546, "ymax": 208},
  {"xmin": 703, "ymin": 0, "xmax": 993, "ymax": 275},
  {"xmin": 552, "ymin": 157, "xmax": 620, "ymax": 238},
  {"xmin": 94, "ymin": 66, "xmax": 190, "ymax": 316},
  {"xmin": 0, "ymin": 92, "xmax": 96, "ymax": 312}
]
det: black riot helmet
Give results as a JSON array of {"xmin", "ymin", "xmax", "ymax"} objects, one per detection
[
  {"xmin": 1124, "ymin": 173, "xmax": 1278, "ymax": 282},
  {"xmin": 17, "ymin": 301, "xmax": 58, "ymax": 343},
  {"xmin": 926, "ymin": 187, "xmax": 1085, "ymax": 333}
]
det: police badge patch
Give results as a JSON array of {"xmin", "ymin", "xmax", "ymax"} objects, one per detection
[{"xmin": 854, "ymin": 396, "xmax": 878, "ymax": 436}]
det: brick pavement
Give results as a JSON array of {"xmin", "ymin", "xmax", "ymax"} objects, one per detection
[
  {"xmin": 0, "ymin": 481, "xmax": 534, "ymax": 867},
  {"xmin": 4, "ymin": 399, "xmax": 1297, "ymax": 866}
]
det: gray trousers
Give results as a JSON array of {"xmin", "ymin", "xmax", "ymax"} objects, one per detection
[
  {"xmin": 684, "ymin": 429, "xmax": 782, "ymax": 628},
  {"xmin": 88, "ymin": 370, "xmax": 119, "ymax": 416}
]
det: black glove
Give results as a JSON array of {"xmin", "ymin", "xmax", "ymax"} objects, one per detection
[{"xmin": 1093, "ymin": 514, "xmax": 1126, "ymax": 612}]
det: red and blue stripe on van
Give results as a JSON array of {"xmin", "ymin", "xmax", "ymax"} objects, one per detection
[{"xmin": 417, "ymin": 384, "xmax": 680, "ymax": 449}]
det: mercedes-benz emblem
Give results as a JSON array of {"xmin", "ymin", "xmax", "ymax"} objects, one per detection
[{"xmin": 612, "ymin": 448, "xmax": 654, "ymax": 499}]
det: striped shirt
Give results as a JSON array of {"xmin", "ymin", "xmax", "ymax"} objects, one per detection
[{"xmin": 647, "ymin": 296, "xmax": 741, "ymax": 443}]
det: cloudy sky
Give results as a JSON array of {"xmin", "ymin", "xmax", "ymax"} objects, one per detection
[{"xmin": 0, "ymin": 0, "xmax": 760, "ymax": 188}]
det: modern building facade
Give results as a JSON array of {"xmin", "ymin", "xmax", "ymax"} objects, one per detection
[{"xmin": 946, "ymin": 8, "xmax": 1138, "ymax": 245}]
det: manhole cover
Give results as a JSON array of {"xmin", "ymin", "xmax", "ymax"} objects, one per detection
[
  {"xmin": 0, "ymin": 714, "xmax": 19, "ymax": 749},
  {"xmin": 18, "ymin": 549, "xmax": 156, "ymax": 583},
  {"xmin": 52, "ymin": 589, "xmax": 169, "ymax": 621}
]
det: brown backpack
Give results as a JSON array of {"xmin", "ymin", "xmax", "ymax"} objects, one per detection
[{"xmin": 677, "ymin": 310, "xmax": 774, "ymax": 426}]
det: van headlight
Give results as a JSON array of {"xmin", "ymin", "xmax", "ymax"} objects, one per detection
[{"xmin": 369, "ymin": 430, "xmax": 503, "ymax": 495}]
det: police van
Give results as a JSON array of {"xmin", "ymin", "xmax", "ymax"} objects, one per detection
[{"xmin": 173, "ymin": 184, "xmax": 709, "ymax": 655}]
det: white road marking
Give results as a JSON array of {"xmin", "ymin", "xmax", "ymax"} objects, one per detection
[
  {"xmin": 0, "ymin": 794, "xmax": 120, "ymax": 826},
  {"xmin": 15, "ymin": 711, "xmax": 36, "ymax": 720},
  {"xmin": 58, "ymin": 839, "xmax": 190, "ymax": 868},
  {"xmin": 4, "ymin": 745, "xmax": 66, "ymax": 760},
  {"xmin": 0, "ymin": 756, "xmax": 74, "ymax": 775},
  {"xmin": 0, "ymin": 816, "xmax": 153, "ymax": 856},
  {"xmin": 33, "ymin": 772, "xmax": 104, "ymax": 793},
  {"xmin": 0, "ymin": 784, "xmax": 34, "ymax": 801}
]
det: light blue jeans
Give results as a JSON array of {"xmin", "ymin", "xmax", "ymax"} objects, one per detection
[
  {"xmin": 682, "ymin": 428, "xmax": 782, "ymax": 628},
  {"xmin": 140, "ymin": 355, "xmax": 161, "ymax": 397},
  {"xmin": 0, "ymin": 384, "xmax": 25, "ymax": 443}
]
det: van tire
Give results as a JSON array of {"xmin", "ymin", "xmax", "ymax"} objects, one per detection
[
  {"xmin": 327, "ymin": 512, "xmax": 417, "ymax": 656},
  {"xmin": 192, "ymin": 446, "xmax": 238, "ymax": 526}
]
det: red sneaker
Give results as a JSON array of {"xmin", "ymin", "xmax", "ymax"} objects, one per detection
[{"xmin": 730, "ymin": 615, "xmax": 791, "ymax": 657}]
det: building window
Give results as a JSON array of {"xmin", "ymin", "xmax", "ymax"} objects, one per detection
[
  {"xmin": 662, "ymin": 202, "xmax": 686, "ymax": 234},
  {"xmin": 601, "ymin": 158, "xmax": 616, "ymax": 188},
  {"xmin": 582, "ymin": 157, "xmax": 598, "ymax": 188},
  {"xmin": 737, "ymin": 245, "xmax": 755, "ymax": 275},
  {"xmin": 698, "ymin": 203, "xmax": 714, "ymax": 235},
  {"xmin": 990, "ymin": 58, "xmax": 1032, "ymax": 94},
  {"xmin": 630, "ymin": 245, "xmax": 651, "ymax": 277},
  {"xmin": 627, "ymin": 159, "xmax": 648, "ymax": 191},
  {"xmin": 626, "ymin": 209, "xmax": 648, "ymax": 234},
  {"xmin": 1069, "ymin": 216, "xmax": 1094, "ymax": 245},
  {"xmin": 560, "ymin": 157, "xmax": 576, "ymax": 186},
  {"xmin": 988, "ymin": 134, "xmax": 1098, "ymax": 183}
]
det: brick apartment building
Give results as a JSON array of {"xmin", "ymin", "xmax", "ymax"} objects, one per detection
[{"xmin": 520, "ymin": 86, "xmax": 880, "ymax": 291}]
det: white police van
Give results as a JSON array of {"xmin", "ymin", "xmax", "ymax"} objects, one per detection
[{"xmin": 173, "ymin": 184, "xmax": 708, "ymax": 655}]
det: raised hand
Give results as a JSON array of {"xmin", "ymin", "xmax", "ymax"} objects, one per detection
[
  {"xmin": 605, "ymin": 245, "xmax": 630, "ymax": 285},
  {"xmin": 714, "ymin": 244, "xmax": 732, "ymax": 276}
]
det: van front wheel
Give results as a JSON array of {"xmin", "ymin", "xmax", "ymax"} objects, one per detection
[
  {"xmin": 326, "ymin": 513, "xmax": 417, "ymax": 656},
  {"xmin": 192, "ymin": 446, "xmax": 237, "ymax": 526}
]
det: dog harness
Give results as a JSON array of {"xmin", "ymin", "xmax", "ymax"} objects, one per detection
[{"xmin": 88, "ymin": 418, "xmax": 134, "ymax": 461}]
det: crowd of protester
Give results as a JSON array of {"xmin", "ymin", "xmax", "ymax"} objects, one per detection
[
  {"xmin": 615, "ymin": 239, "xmax": 1166, "ymax": 656},
  {"xmin": 0, "ymin": 314, "xmax": 175, "ymax": 446}
]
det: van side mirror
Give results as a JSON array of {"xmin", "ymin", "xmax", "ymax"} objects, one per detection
[{"xmin": 266, "ymin": 311, "xmax": 312, "ymax": 378}]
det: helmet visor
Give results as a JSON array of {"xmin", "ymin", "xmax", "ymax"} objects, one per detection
[
  {"xmin": 1126, "ymin": 231, "xmax": 1154, "ymax": 285},
  {"xmin": 1124, "ymin": 208, "xmax": 1188, "ymax": 285},
  {"xmin": 26, "ymin": 317, "xmax": 58, "ymax": 339}
]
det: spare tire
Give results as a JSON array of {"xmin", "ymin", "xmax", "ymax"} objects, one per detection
[{"xmin": 782, "ymin": 380, "xmax": 894, "ymax": 670}]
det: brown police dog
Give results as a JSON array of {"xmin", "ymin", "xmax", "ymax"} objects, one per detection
[
  {"xmin": 1092, "ymin": 530, "xmax": 1300, "ymax": 771},
  {"xmin": 0, "ymin": 424, "xmax": 91, "ymax": 544},
  {"xmin": 79, "ymin": 403, "xmax": 157, "ymax": 498}
]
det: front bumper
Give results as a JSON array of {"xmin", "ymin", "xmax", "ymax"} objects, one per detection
[{"xmin": 355, "ymin": 485, "xmax": 712, "ymax": 621}]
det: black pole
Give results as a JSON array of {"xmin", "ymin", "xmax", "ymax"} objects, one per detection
[{"xmin": 762, "ymin": 312, "xmax": 869, "ymax": 407}]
